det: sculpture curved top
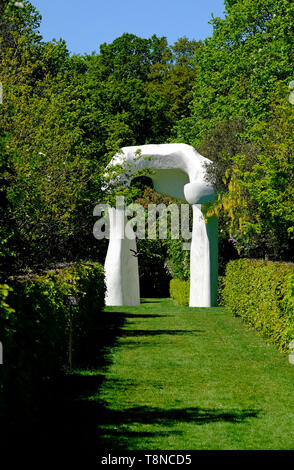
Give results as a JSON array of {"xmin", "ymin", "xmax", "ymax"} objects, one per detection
[{"xmin": 106, "ymin": 143, "xmax": 214, "ymax": 204}]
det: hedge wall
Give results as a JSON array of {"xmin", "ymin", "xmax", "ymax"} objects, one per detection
[
  {"xmin": 0, "ymin": 262, "xmax": 105, "ymax": 420},
  {"xmin": 170, "ymin": 279, "xmax": 190, "ymax": 306},
  {"xmin": 222, "ymin": 259, "xmax": 294, "ymax": 352}
]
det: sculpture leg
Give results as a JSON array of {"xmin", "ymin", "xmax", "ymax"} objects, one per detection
[
  {"xmin": 105, "ymin": 207, "xmax": 140, "ymax": 306},
  {"xmin": 121, "ymin": 236, "xmax": 140, "ymax": 306},
  {"xmin": 189, "ymin": 204, "xmax": 211, "ymax": 307},
  {"xmin": 206, "ymin": 214, "xmax": 218, "ymax": 307}
]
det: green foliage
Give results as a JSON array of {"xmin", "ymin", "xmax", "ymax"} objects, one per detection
[
  {"xmin": 137, "ymin": 238, "xmax": 170, "ymax": 297},
  {"xmin": 1, "ymin": 0, "xmax": 293, "ymax": 281},
  {"xmin": 0, "ymin": 262, "xmax": 105, "ymax": 419},
  {"xmin": 134, "ymin": 187, "xmax": 176, "ymax": 297},
  {"xmin": 170, "ymin": 278, "xmax": 190, "ymax": 306},
  {"xmin": 84, "ymin": 33, "xmax": 199, "ymax": 148},
  {"xmin": 205, "ymin": 85, "xmax": 294, "ymax": 261},
  {"xmin": 133, "ymin": 186, "xmax": 191, "ymax": 295},
  {"xmin": 0, "ymin": 283, "xmax": 15, "ymax": 359},
  {"xmin": 0, "ymin": 0, "xmax": 42, "ymax": 54},
  {"xmin": 222, "ymin": 259, "xmax": 294, "ymax": 351},
  {"xmin": 217, "ymin": 275, "xmax": 225, "ymax": 306},
  {"xmin": 0, "ymin": 5, "xmax": 108, "ymax": 270},
  {"xmin": 134, "ymin": 187, "xmax": 191, "ymax": 283},
  {"xmin": 175, "ymin": 0, "xmax": 293, "ymax": 146},
  {"xmin": 200, "ymin": 119, "xmax": 257, "ymax": 192},
  {"xmin": 166, "ymin": 240, "xmax": 190, "ymax": 281},
  {"xmin": 174, "ymin": 0, "xmax": 294, "ymax": 264},
  {"xmin": 0, "ymin": 5, "xmax": 198, "ymax": 273}
]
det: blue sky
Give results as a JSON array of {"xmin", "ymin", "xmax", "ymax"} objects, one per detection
[{"xmin": 31, "ymin": 0, "xmax": 226, "ymax": 55}]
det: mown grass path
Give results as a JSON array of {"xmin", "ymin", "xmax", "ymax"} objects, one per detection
[{"xmin": 76, "ymin": 298, "xmax": 294, "ymax": 451}]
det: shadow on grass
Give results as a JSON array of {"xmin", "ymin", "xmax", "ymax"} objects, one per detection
[
  {"xmin": 120, "ymin": 329, "xmax": 204, "ymax": 337},
  {"xmin": 1, "ymin": 309, "xmax": 127, "ymax": 462},
  {"xmin": 0, "ymin": 307, "xmax": 260, "ymax": 463},
  {"xmin": 97, "ymin": 404, "xmax": 261, "ymax": 448},
  {"xmin": 122, "ymin": 313, "xmax": 173, "ymax": 318},
  {"xmin": 24, "ymin": 397, "xmax": 259, "ymax": 461}
]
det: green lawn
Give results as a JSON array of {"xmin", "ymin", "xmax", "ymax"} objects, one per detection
[{"xmin": 75, "ymin": 298, "xmax": 294, "ymax": 450}]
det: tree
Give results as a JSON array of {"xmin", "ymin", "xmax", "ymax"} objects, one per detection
[
  {"xmin": 175, "ymin": 0, "xmax": 294, "ymax": 147},
  {"xmin": 206, "ymin": 84, "xmax": 294, "ymax": 261},
  {"xmin": 174, "ymin": 0, "xmax": 293, "ymax": 264},
  {"xmin": 0, "ymin": 1, "xmax": 42, "ymax": 56},
  {"xmin": 83, "ymin": 34, "xmax": 199, "ymax": 148},
  {"xmin": 0, "ymin": 3, "xmax": 107, "ymax": 272}
]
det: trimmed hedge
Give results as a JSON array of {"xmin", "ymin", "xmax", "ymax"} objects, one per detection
[
  {"xmin": 222, "ymin": 259, "xmax": 294, "ymax": 352},
  {"xmin": 217, "ymin": 275, "xmax": 225, "ymax": 306},
  {"xmin": 170, "ymin": 279, "xmax": 190, "ymax": 306},
  {"xmin": 0, "ymin": 262, "xmax": 105, "ymax": 419},
  {"xmin": 0, "ymin": 284, "xmax": 15, "ymax": 353},
  {"xmin": 0, "ymin": 284, "xmax": 15, "ymax": 417}
]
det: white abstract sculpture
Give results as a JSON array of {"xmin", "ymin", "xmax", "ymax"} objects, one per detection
[{"xmin": 103, "ymin": 143, "xmax": 218, "ymax": 307}]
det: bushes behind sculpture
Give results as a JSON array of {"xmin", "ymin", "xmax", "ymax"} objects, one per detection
[
  {"xmin": 222, "ymin": 259, "xmax": 294, "ymax": 352},
  {"xmin": 170, "ymin": 279, "xmax": 190, "ymax": 306},
  {"xmin": 0, "ymin": 262, "xmax": 105, "ymax": 420}
]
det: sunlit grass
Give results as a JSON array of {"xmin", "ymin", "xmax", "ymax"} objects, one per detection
[{"xmin": 79, "ymin": 298, "xmax": 294, "ymax": 450}]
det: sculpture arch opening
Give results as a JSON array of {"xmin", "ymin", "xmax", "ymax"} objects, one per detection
[
  {"xmin": 129, "ymin": 174, "xmax": 186, "ymax": 299},
  {"xmin": 103, "ymin": 143, "xmax": 218, "ymax": 307}
]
